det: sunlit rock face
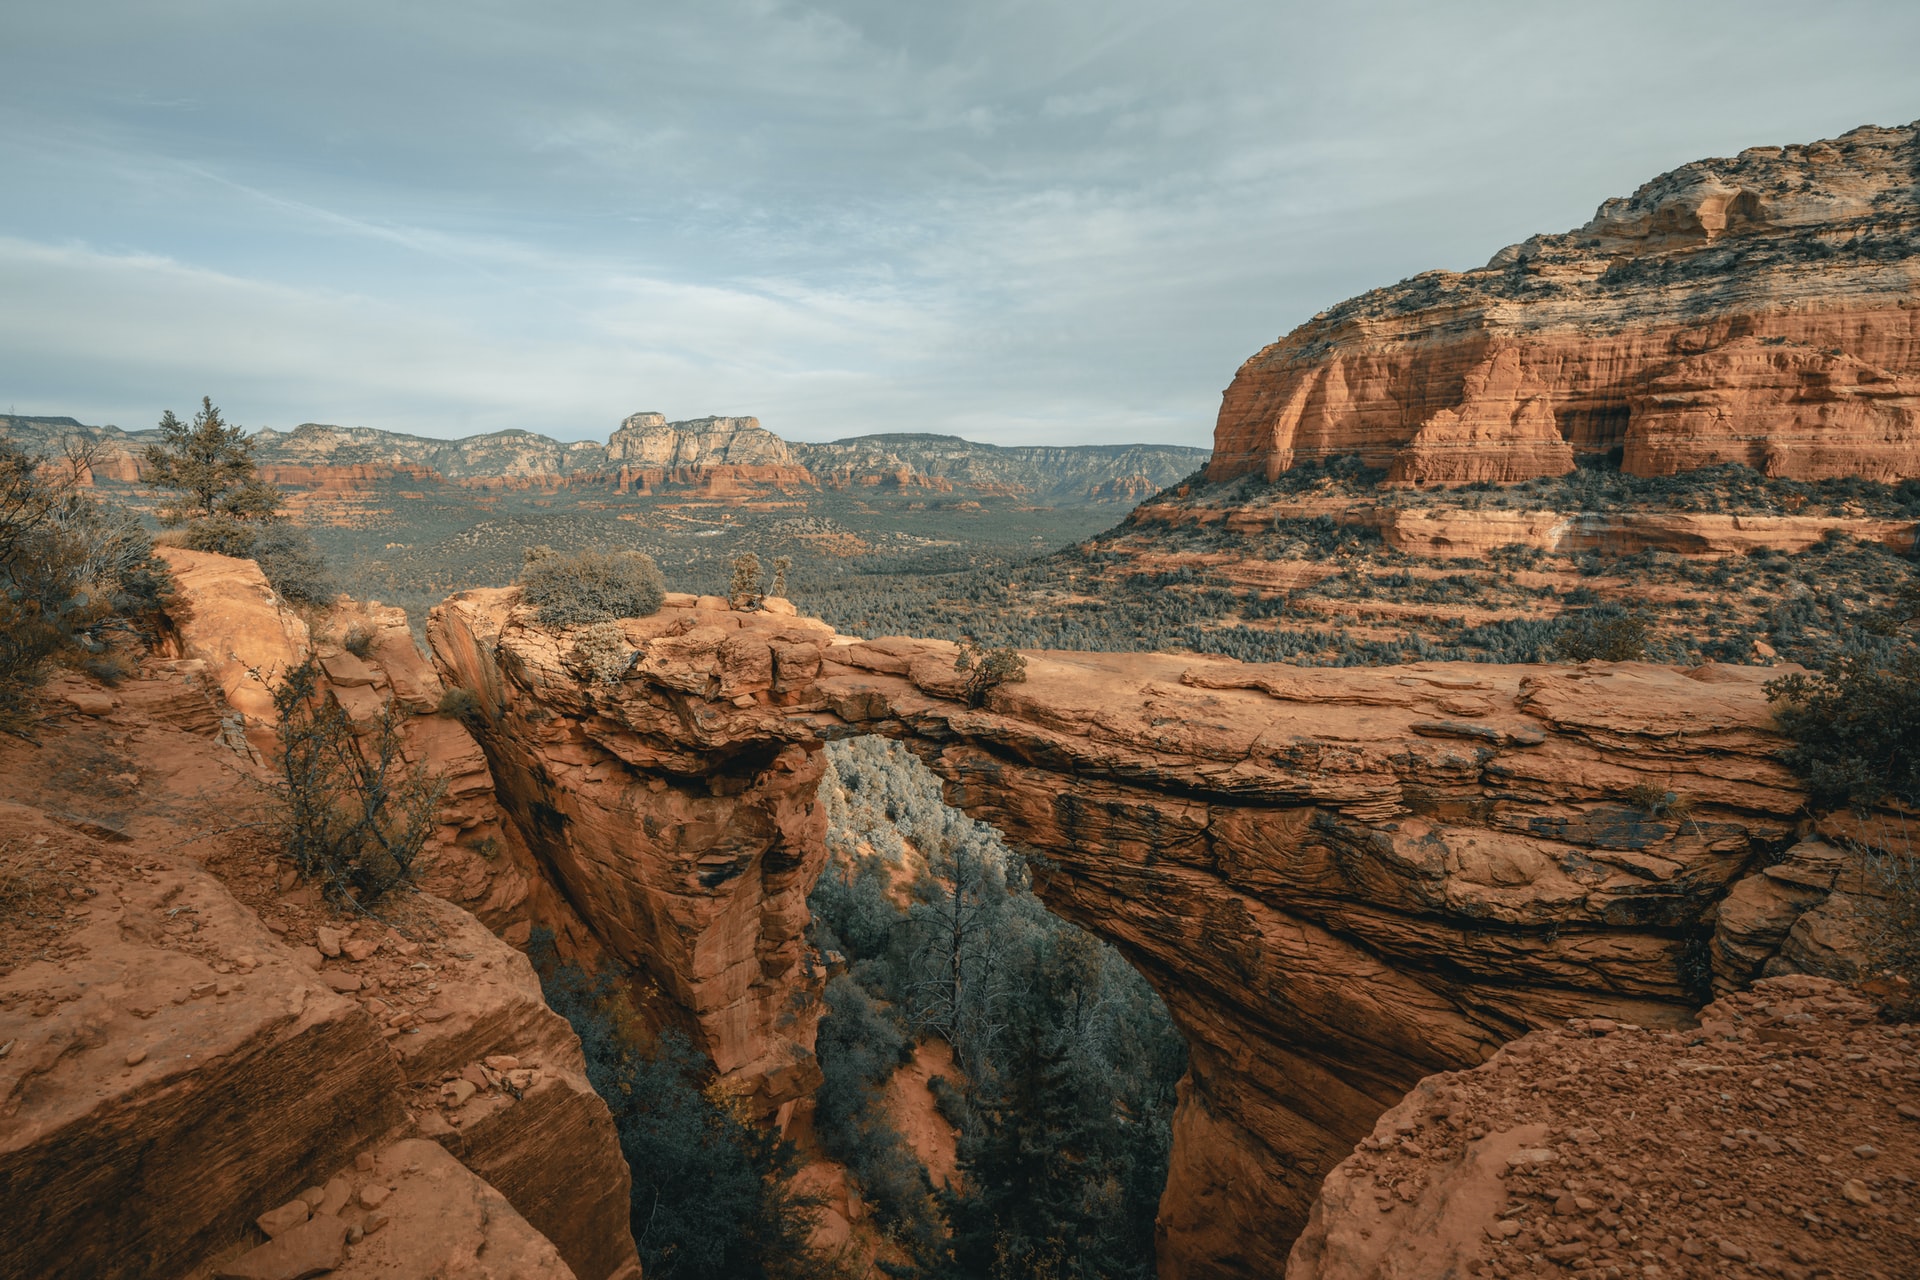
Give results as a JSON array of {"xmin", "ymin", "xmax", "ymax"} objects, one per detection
[
  {"xmin": 1211, "ymin": 122, "xmax": 1920, "ymax": 487},
  {"xmin": 430, "ymin": 591, "xmax": 1815, "ymax": 1279}
]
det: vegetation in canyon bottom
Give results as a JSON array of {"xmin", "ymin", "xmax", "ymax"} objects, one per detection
[{"xmin": 522, "ymin": 735, "xmax": 1185, "ymax": 1280}]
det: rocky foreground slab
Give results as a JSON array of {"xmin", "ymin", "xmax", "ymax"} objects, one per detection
[{"xmin": 1288, "ymin": 976, "xmax": 1918, "ymax": 1280}]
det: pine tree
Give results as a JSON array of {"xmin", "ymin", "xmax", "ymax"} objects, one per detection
[{"xmin": 142, "ymin": 396, "xmax": 281, "ymax": 527}]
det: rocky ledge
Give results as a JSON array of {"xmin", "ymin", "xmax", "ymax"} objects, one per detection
[{"xmin": 429, "ymin": 589, "xmax": 1862, "ymax": 1279}]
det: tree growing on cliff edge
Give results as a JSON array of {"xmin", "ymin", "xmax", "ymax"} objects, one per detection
[
  {"xmin": 142, "ymin": 397, "xmax": 281, "ymax": 528},
  {"xmin": 955, "ymin": 638, "xmax": 1027, "ymax": 707},
  {"xmin": 143, "ymin": 397, "xmax": 337, "ymax": 606}
]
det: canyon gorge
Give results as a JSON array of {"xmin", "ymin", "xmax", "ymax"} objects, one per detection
[{"xmin": 4, "ymin": 118, "xmax": 1918, "ymax": 1280}]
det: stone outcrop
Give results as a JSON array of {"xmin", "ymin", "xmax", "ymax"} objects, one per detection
[
  {"xmin": 0, "ymin": 572, "xmax": 641, "ymax": 1279},
  {"xmin": 154, "ymin": 546, "xmax": 312, "ymax": 754},
  {"xmin": 606, "ymin": 412, "xmax": 797, "ymax": 468},
  {"xmin": 428, "ymin": 593, "xmax": 1839, "ymax": 1279},
  {"xmin": 217, "ymin": 1138, "xmax": 579, "ymax": 1280},
  {"xmin": 0, "ymin": 800, "xmax": 407, "ymax": 1280},
  {"xmin": 1285, "ymin": 976, "xmax": 1919, "ymax": 1280},
  {"xmin": 1212, "ymin": 122, "xmax": 1920, "ymax": 486},
  {"xmin": 429, "ymin": 591, "xmax": 836, "ymax": 1119}
]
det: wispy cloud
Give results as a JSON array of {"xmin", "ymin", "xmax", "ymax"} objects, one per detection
[{"xmin": 0, "ymin": 0, "xmax": 1915, "ymax": 445}]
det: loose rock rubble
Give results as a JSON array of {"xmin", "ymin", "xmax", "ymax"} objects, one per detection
[
  {"xmin": 1288, "ymin": 976, "xmax": 1919, "ymax": 1279},
  {"xmin": 210, "ymin": 1138, "xmax": 575, "ymax": 1279}
]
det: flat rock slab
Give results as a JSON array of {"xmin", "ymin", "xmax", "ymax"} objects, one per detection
[
  {"xmin": 215, "ymin": 1213, "xmax": 348, "ymax": 1280},
  {"xmin": 328, "ymin": 1139, "xmax": 577, "ymax": 1279}
]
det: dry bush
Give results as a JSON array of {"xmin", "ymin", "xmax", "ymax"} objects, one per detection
[
  {"xmin": 567, "ymin": 620, "xmax": 634, "ymax": 684},
  {"xmin": 520, "ymin": 545, "xmax": 665, "ymax": 626},
  {"xmin": 273, "ymin": 658, "xmax": 445, "ymax": 907}
]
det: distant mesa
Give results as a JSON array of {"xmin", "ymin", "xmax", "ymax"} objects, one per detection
[
  {"xmin": 0, "ymin": 411, "xmax": 1209, "ymax": 507},
  {"xmin": 1210, "ymin": 120, "xmax": 1920, "ymax": 486}
]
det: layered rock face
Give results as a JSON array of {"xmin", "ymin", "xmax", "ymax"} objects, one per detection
[
  {"xmin": 1212, "ymin": 122, "xmax": 1920, "ymax": 486},
  {"xmin": 429, "ymin": 590, "xmax": 837, "ymax": 1118},
  {"xmin": 0, "ymin": 666, "xmax": 641, "ymax": 1280},
  {"xmin": 428, "ymin": 595, "xmax": 1833, "ymax": 1279}
]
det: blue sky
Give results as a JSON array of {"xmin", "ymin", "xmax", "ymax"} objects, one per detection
[{"xmin": 2, "ymin": 1, "xmax": 1915, "ymax": 447}]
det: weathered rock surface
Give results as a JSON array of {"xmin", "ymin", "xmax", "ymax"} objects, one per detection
[
  {"xmin": 429, "ymin": 594, "xmax": 1836, "ymax": 1278},
  {"xmin": 1286, "ymin": 976, "xmax": 1919, "ymax": 1280},
  {"xmin": 1211, "ymin": 122, "xmax": 1920, "ymax": 486},
  {"xmin": 0, "ymin": 647, "xmax": 639, "ymax": 1277},
  {"xmin": 0, "ymin": 800, "xmax": 406, "ymax": 1280},
  {"xmin": 320, "ymin": 1139, "xmax": 581, "ymax": 1279},
  {"xmin": 430, "ymin": 591, "xmax": 836, "ymax": 1117},
  {"xmin": 154, "ymin": 546, "xmax": 311, "ymax": 753}
]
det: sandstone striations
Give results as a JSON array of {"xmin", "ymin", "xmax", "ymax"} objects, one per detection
[
  {"xmin": 1211, "ymin": 122, "xmax": 1920, "ymax": 486},
  {"xmin": 429, "ymin": 590, "xmax": 839, "ymax": 1119},
  {"xmin": 0, "ymin": 557, "xmax": 642, "ymax": 1280},
  {"xmin": 426, "ymin": 593, "xmax": 1856, "ymax": 1279}
]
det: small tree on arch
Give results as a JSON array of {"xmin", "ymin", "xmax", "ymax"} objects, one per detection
[{"xmin": 955, "ymin": 638, "xmax": 1026, "ymax": 708}]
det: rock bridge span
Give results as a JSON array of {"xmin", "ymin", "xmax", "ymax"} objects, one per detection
[{"xmin": 428, "ymin": 589, "xmax": 1810, "ymax": 1279}]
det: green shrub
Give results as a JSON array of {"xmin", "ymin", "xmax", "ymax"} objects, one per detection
[
  {"xmin": 178, "ymin": 516, "xmax": 336, "ymax": 606},
  {"xmin": 954, "ymin": 639, "xmax": 1027, "ymax": 707},
  {"xmin": 436, "ymin": 686, "xmax": 483, "ymax": 723},
  {"xmin": 813, "ymin": 977, "xmax": 937, "ymax": 1236},
  {"xmin": 528, "ymin": 934, "xmax": 825, "ymax": 1280},
  {"xmin": 520, "ymin": 546, "xmax": 665, "ymax": 626},
  {"xmin": 1, "ymin": 440, "xmax": 176, "ymax": 732},
  {"xmin": 249, "ymin": 523, "xmax": 336, "ymax": 606},
  {"xmin": 273, "ymin": 658, "xmax": 445, "ymax": 906},
  {"xmin": 1551, "ymin": 606, "xmax": 1648, "ymax": 662},
  {"xmin": 1767, "ymin": 644, "xmax": 1920, "ymax": 809}
]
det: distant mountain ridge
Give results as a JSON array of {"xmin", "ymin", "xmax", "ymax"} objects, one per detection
[{"xmin": 0, "ymin": 411, "xmax": 1209, "ymax": 504}]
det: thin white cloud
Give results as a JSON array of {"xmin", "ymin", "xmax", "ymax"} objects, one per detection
[{"xmin": 0, "ymin": 0, "xmax": 1915, "ymax": 447}]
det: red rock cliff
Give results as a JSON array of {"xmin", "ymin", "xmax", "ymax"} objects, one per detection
[
  {"xmin": 428, "ymin": 595, "xmax": 1835, "ymax": 1280},
  {"xmin": 1211, "ymin": 122, "xmax": 1920, "ymax": 486}
]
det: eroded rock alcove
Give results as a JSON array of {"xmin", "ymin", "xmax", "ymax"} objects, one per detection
[{"xmin": 429, "ymin": 589, "xmax": 1843, "ymax": 1280}]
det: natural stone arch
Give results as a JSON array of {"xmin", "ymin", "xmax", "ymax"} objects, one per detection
[{"xmin": 430, "ymin": 590, "xmax": 1809, "ymax": 1280}]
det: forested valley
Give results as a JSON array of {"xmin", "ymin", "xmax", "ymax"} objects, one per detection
[{"xmin": 531, "ymin": 736, "xmax": 1186, "ymax": 1280}]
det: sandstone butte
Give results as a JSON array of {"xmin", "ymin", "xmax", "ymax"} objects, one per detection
[
  {"xmin": 425, "ymin": 587, "xmax": 1886, "ymax": 1280},
  {"xmin": 1208, "ymin": 121, "xmax": 1920, "ymax": 488}
]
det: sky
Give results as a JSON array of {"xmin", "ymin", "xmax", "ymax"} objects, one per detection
[{"xmin": 1, "ymin": 2, "xmax": 1915, "ymax": 449}]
